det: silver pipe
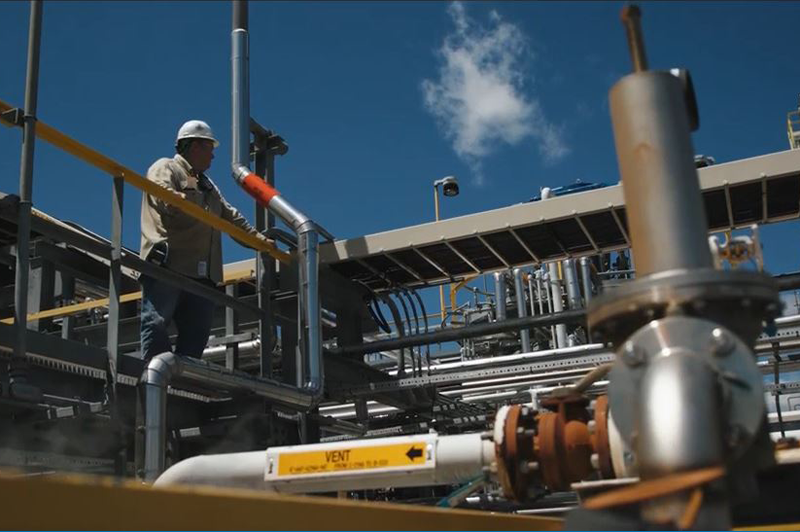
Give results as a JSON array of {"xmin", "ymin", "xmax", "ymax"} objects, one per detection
[
  {"xmin": 143, "ymin": 351, "xmax": 321, "ymax": 481},
  {"xmin": 426, "ymin": 343, "xmax": 606, "ymax": 373},
  {"xmin": 609, "ymin": 71, "xmax": 712, "ymax": 276},
  {"xmin": 548, "ymin": 263, "xmax": 568, "ymax": 348},
  {"xmin": 229, "ymin": 1, "xmax": 322, "ymax": 409},
  {"xmin": 142, "ymin": 353, "xmax": 180, "ymax": 482},
  {"xmin": 579, "ymin": 257, "xmax": 593, "ymax": 304},
  {"xmin": 535, "ymin": 270, "xmax": 546, "ymax": 316},
  {"xmin": 563, "ymin": 259, "xmax": 582, "ymax": 310},
  {"xmin": 11, "ymin": 0, "xmax": 43, "ymax": 397},
  {"xmin": 231, "ymin": 25, "xmax": 249, "ymax": 168},
  {"xmin": 493, "ymin": 272, "xmax": 507, "ymax": 321},
  {"xmin": 298, "ymin": 229, "xmax": 322, "ymax": 392},
  {"xmin": 637, "ymin": 352, "xmax": 724, "ymax": 524},
  {"xmin": 513, "ymin": 268, "xmax": 531, "ymax": 352},
  {"xmin": 203, "ymin": 339, "xmax": 261, "ymax": 360},
  {"xmin": 527, "ymin": 274, "xmax": 536, "ymax": 318}
]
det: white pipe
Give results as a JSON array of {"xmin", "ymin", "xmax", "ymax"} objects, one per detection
[
  {"xmin": 425, "ymin": 343, "xmax": 606, "ymax": 373},
  {"xmin": 156, "ymin": 432, "xmax": 494, "ymax": 494}
]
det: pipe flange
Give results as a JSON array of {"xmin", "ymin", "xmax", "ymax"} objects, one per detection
[
  {"xmin": 608, "ymin": 316, "xmax": 764, "ymax": 460},
  {"xmin": 588, "ymin": 268, "xmax": 779, "ymax": 346},
  {"xmin": 592, "ymin": 395, "xmax": 615, "ymax": 479},
  {"xmin": 494, "ymin": 404, "xmax": 538, "ymax": 501}
]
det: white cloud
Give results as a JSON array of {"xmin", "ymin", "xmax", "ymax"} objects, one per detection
[{"xmin": 421, "ymin": 2, "xmax": 568, "ymax": 184}]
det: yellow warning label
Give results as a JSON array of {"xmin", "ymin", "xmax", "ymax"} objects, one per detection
[{"xmin": 277, "ymin": 442, "xmax": 428, "ymax": 476}]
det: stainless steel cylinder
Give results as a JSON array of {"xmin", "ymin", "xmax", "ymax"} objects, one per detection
[
  {"xmin": 609, "ymin": 71, "xmax": 712, "ymax": 276},
  {"xmin": 637, "ymin": 351, "xmax": 724, "ymax": 477},
  {"xmin": 232, "ymin": 28, "xmax": 250, "ymax": 169},
  {"xmin": 298, "ymin": 229, "xmax": 323, "ymax": 392},
  {"xmin": 513, "ymin": 268, "xmax": 531, "ymax": 352},
  {"xmin": 563, "ymin": 259, "xmax": 582, "ymax": 309},
  {"xmin": 493, "ymin": 272, "xmax": 507, "ymax": 321},
  {"xmin": 579, "ymin": 257, "xmax": 593, "ymax": 304}
]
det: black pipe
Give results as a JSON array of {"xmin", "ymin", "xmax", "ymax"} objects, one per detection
[
  {"xmin": 233, "ymin": 0, "xmax": 248, "ymax": 30},
  {"xmin": 378, "ymin": 293, "xmax": 407, "ymax": 377},
  {"xmin": 775, "ymin": 272, "xmax": 800, "ymax": 292},
  {"xmin": 11, "ymin": 0, "xmax": 44, "ymax": 401},
  {"xmin": 331, "ymin": 309, "xmax": 587, "ymax": 357}
]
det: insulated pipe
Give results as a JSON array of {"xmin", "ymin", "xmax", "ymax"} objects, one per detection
[
  {"xmin": 11, "ymin": 0, "xmax": 43, "ymax": 398},
  {"xmin": 493, "ymin": 272, "xmax": 507, "ymax": 321},
  {"xmin": 609, "ymin": 71, "xmax": 712, "ymax": 276},
  {"xmin": 513, "ymin": 268, "xmax": 532, "ymax": 352},
  {"xmin": 563, "ymin": 259, "xmax": 582, "ymax": 310},
  {"xmin": 156, "ymin": 432, "xmax": 494, "ymax": 494},
  {"xmin": 142, "ymin": 352, "xmax": 320, "ymax": 482},
  {"xmin": 579, "ymin": 257, "xmax": 593, "ymax": 304},
  {"xmin": 548, "ymin": 263, "xmax": 568, "ymax": 348},
  {"xmin": 232, "ymin": 1, "xmax": 249, "ymax": 170}
]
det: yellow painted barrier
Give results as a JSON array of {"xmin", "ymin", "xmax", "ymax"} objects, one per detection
[{"xmin": 0, "ymin": 472, "xmax": 562, "ymax": 531}]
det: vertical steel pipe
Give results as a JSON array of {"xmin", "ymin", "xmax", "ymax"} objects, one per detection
[
  {"xmin": 548, "ymin": 263, "xmax": 568, "ymax": 348},
  {"xmin": 493, "ymin": 272, "xmax": 507, "ymax": 322},
  {"xmin": 11, "ymin": 0, "xmax": 43, "ymax": 398},
  {"xmin": 563, "ymin": 259, "xmax": 582, "ymax": 309},
  {"xmin": 527, "ymin": 274, "xmax": 536, "ymax": 318},
  {"xmin": 609, "ymin": 71, "xmax": 712, "ymax": 276},
  {"xmin": 579, "ymin": 257, "xmax": 593, "ymax": 304},
  {"xmin": 513, "ymin": 268, "xmax": 531, "ymax": 352},
  {"xmin": 231, "ymin": 0, "xmax": 249, "ymax": 170}
]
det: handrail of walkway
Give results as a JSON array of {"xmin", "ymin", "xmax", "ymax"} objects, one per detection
[{"xmin": 0, "ymin": 97, "xmax": 291, "ymax": 265}]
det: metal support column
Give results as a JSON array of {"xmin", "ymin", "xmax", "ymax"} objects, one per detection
[
  {"xmin": 11, "ymin": 0, "xmax": 43, "ymax": 401},
  {"xmin": 59, "ymin": 271, "xmax": 75, "ymax": 340},
  {"xmin": 26, "ymin": 257, "xmax": 54, "ymax": 331}
]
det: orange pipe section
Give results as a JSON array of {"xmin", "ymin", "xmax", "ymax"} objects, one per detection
[{"xmin": 241, "ymin": 172, "xmax": 280, "ymax": 206}]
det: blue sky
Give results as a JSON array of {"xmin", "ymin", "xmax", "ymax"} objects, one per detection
[{"xmin": 2, "ymin": 1, "xmax": 800, "ymax": 296}]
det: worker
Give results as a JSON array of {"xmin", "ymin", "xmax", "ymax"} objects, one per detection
[{"xmin": 139, "ymin": 119, "xmax": 268, "ymax": 361}]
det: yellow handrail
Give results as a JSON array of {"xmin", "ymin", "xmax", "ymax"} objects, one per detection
[
  {"xmin": 0, "ymin": 98, "xmax": 291, "ymax": 265},
  {"xmin": 0, "ymin": 268, "xmax": 258, "ymax": 325}
]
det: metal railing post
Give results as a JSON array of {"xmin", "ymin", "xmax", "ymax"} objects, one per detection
[
  {"xmin": 254, "ymin": 132, "xmax": 274, "ymax": 379},
  {"xmin": 11, "ymin": 0, "xmax": 43, "ymax": 401},
  {"xmin": 107, "ymin": 174, "xmax": 125, "ymax": 474}
]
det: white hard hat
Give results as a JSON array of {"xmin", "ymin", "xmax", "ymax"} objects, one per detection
[{"xmin": 175, "ymin": 120, "xmax": 219, "ymax": 147}]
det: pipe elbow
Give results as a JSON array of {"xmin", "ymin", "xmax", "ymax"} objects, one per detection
[
  {"xmin": 232, "ymin": 163, "xmax": 251, "ymax": 184},
  {"xmin": 142, "ymin": 352, "xmax": 181, "ymax": 387}
]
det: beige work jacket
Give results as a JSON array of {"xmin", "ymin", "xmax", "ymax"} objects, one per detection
[{"xmin": 140, "ymin": 154, "xmax": 261, "ymax": 284}]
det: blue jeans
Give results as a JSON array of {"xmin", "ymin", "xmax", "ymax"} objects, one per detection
[{"xmin": 139, "ymin": 275, "xmax": 216, "ymax": 361}]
